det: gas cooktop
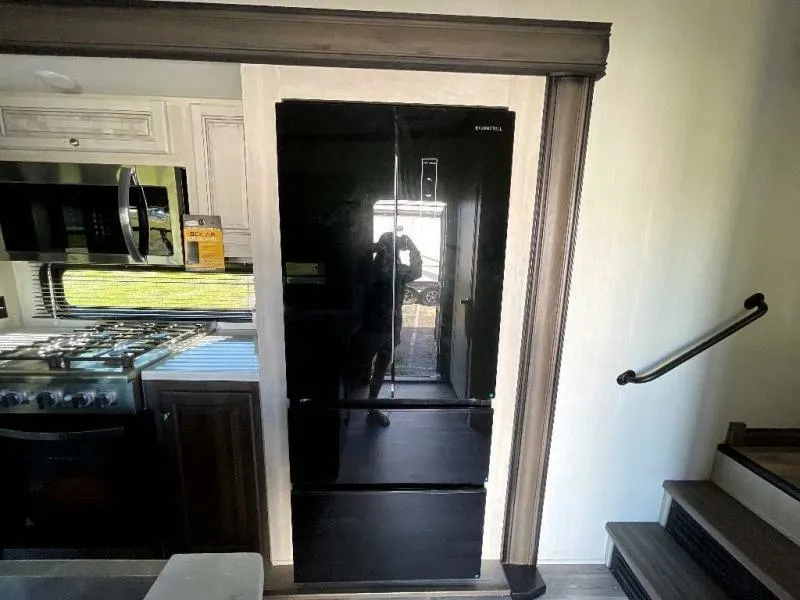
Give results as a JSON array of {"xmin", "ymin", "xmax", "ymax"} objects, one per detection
[
  {"xmin": 0, "ymin": 321, "xmax": 212, "ymax": 414},
  {"xmin": 0, "ymin": 322, "xmax": 211, "ymax": 373}
]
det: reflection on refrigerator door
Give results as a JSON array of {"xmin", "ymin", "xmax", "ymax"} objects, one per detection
[{"xmin": 277, "ymin": 101, "xmax": 514, "ymax": 405}]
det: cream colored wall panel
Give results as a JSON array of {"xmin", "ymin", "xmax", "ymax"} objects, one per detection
[
  {"xmin": 242, "ymin": 65, "xmax": 288, "ymax": 564},
  {"xmin": 277, "ymin": 67, "xmax": 516, "ymax": 107},
  {"xmin": 242, "ymin": 64, "xmax": 545, "ymax": 564},
  {"xmin": 0, "ymin": 55, "xmax": 242, "ymax": 99},
  {"xmin": 482, "ymin": 75, "xmax": 546, "ymax": 561}
]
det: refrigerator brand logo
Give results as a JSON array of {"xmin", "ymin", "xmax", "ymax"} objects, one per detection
[{"xmin": 474, "ymin": 124, "xmax": 503, "ymax": 132}]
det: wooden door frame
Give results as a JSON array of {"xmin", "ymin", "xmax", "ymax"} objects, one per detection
[
  {"xmin": 0, "ymin": 4, "xmax": 609, "ymax": 598},
  {"xmin": 0, "ymin": 2, "xmax": 609, "ymax": 77},
  {"xmin": 502, "ymin": 77, "xmax": 596, "ymax": 598}
]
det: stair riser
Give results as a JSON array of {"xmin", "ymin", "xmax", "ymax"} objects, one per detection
[
  {"xmin": 666, "ymin": 501, "xmax": 777, "ymax": 600},
  {"xmin": 712, "ymin": 451, "xmax": 800, "ymax": 546},
  {"xmin": 609, "ymin": 548, "xmax": 651, "ymax": 600}
]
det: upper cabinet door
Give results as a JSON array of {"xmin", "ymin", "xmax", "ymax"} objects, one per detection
[
  {"xmin": 0, "ymin": 96, "xmax": 170, "ymax": 154},
  {"xmin": 190, "ymin": 103, "xmax": 251, "ymax": 258}
]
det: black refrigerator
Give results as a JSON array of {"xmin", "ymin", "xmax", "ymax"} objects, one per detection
[{"xmin": 277, "ymin": 101, "xmax": 515, "ymax": 583}]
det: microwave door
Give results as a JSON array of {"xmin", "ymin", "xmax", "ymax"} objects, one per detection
[
  {"xmin": 0, "ymin": 162, "xmax": 186, "ymax": 265},
  {"xmin": 0, "ymin": 183, "xmax": 126, "ymax": 260}
]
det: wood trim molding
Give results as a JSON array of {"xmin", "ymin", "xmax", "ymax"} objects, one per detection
[
  {"xmin": 0, "ymin": 1, "xmax": 610, "ymax": 78},
  {"xmin": 503, "ymin": 76, "xmax": 595, "ymax": 569},
  {"xmin": 725, "ymin": 421, "xmax": 800, "ymax": 447}
]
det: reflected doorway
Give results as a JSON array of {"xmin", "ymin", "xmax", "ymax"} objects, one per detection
[{"xmin": 372, "ymin": 198, "xmax": 445, "ymax": 381}]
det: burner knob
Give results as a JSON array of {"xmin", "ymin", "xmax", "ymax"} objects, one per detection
[
  {"xmin": 96, "ymin": 391, "xmax": 118, "ymax": 408},
  {"xmin": 36, "ymin": 391, "xmax": 63, "ymax": 409},
  {"xmin": 68, "ymin": 392, "xmax": 95, "ymax": 409},
  {"xmin": 0, "ymin": 392, "xmax": 23, "ymax": 407}
]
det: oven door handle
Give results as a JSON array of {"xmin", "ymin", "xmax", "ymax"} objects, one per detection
[
  {"xmin": 118, "ymin": 166, "xmax": 147, "ymax": 263},
  {"xmin": 0, "ymin": 427, "xmax": 126, "ymax": 441}
]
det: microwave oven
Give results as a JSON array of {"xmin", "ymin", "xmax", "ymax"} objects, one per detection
[{"xmin": 0, "ymin": 161, "xmax": 188, "ymax": 266}]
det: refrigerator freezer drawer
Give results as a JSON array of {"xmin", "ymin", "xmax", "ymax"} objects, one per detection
[
  {"xmin": 289, "ymin": 407, "xmax": 492, "ymax": 485},
  {"xmin": 291, "ymin": 488, "xmax": 486, "ymax": 583}
]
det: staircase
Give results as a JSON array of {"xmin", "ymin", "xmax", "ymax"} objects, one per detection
[{"xmin": 605, "ymin": 423, "xmax": 800, "ymax": 600}]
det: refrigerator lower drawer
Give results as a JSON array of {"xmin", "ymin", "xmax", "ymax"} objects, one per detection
[
  {"xmin": 289, "ymin": 407, "xmax": 492, "ymax": 485},
  {"xmin": 291, "ymin": 488, "xmax": 486, "ymax": 582}
]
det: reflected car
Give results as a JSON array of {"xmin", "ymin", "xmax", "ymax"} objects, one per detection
[{"xmin": 406, "ymin": 281, "xmax": 440, "ymax": 306}]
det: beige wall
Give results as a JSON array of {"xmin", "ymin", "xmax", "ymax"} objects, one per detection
[
  {"xmin": 700, "ymin": 0, "xmax": 800, "ymax": 431},
  {"xmin": 162, "ymin": 0, "xmax": 799, "ymax": 563},
  {"xmin": 537, "ymin": 0, "xmax": 799, "ymax": 563}
]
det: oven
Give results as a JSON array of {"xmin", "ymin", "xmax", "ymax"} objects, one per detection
[
  {"xmin": 0, "ymin": 161, "xmax": 188, "ymax": 266},
  {"xmin": 0, "ymin": 411, "xmax": 165, "ymax": 559}
]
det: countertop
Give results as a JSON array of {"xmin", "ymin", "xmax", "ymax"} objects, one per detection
[
  {"xmin": 143, "ymin": 553, "xmax": 264, "ymax": 600},
  {"xmin": 142, "ymin": 334, "xmax": 259, "ymax": 382},
  {"xmin": 0, "ymin": 553, "xmax": 263, "ymax": 600}
]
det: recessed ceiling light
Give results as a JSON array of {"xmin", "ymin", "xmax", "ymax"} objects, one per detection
[{"xmin": 33, "ymin": 70, "xmax": 82, "ymax": 94}]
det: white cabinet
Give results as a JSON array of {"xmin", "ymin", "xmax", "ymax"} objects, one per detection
[
  {"xmin": 190, "ymin": 104, "xmax": 251, "ymax": 258},
  {"xmin": 0, "ymin": 96, "xmax": 170, "ymax": 154},
  {"xmin": 0, "ymin": 93, "xmax": 253, "ymax": 260}
]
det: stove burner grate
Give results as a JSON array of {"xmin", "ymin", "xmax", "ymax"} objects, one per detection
[{"xmin": 0, "ymin": 322, "xmax": 210, "ymax": 371}]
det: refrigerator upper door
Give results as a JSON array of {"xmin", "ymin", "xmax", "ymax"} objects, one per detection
[{"xmin": 276, "ymin": 102, "xmax": 514, "ymax": 406}]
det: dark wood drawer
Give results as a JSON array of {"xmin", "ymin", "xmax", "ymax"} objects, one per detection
[
  {"xmin": 289, "ymin": 407, "xmax": 492, "ymax": 485},
  {"xmin": 291, "ymin": 488, "xmax": 485, "ymax": 582}
]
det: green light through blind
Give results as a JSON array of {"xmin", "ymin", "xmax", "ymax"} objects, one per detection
[{"xmin": 62, "ymin": 270, "xmax": 255, "ymax": 310}]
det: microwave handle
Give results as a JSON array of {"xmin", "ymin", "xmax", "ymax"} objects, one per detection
[
  {"xmin": 118, "ymin": 167, "xmax": 147, "ymax": 263},
  {"xmin": 0, "ymin": 427, "xmax": 126, "ymax": 442},
  {"xmin": 133, "ymin": 169, "xmax": 151, "ymax": 260}
]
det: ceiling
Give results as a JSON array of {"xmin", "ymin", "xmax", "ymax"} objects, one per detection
[{"xmin": 0, "ymin": 54, "xmax": 242, "ymax": 99}]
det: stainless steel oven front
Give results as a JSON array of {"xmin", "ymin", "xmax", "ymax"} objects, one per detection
[{"xmin": 0, "ymin": 161, "xmax": 187, "ymax": 266}]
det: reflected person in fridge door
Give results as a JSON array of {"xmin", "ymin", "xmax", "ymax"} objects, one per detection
[{"xmin": 351, "ymin": 232, "xmax": 422, "ymax": 425}]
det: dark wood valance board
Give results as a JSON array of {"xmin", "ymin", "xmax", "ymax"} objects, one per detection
[{"xmin": 0, "ymin": 1, "xmax": 610, "ymax": 78}]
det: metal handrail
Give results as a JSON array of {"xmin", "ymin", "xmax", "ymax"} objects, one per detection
[{"xmin": 617, "ymin": 293, "xmax": 768, "ymax": 386}]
